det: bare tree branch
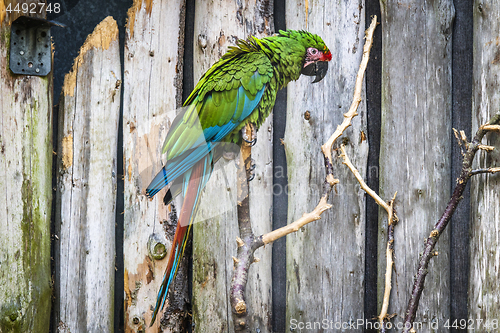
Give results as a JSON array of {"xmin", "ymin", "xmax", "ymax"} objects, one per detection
[
  {"xmin": 403, "ymin": 112, "xmax": 500, "ymax": 332},
  {"xmin": 321, "ymin": 17, "xmax": 379, "ymax": 167}
]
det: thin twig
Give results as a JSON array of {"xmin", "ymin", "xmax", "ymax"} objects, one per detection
[
  {"xmin": 341, "ymin": 144, "xmax": 399, "ymax": 329},
  {"xmin": 480, "ymin": 124, "xmax": 500, "ymax": 132},
  {"xmin": 470, "ymin": 167, "xmax": 500, "ymax": 176},
  {"xmin": 403, "ymin": 112, "xmax": 500, "ymax": 332},
  {"xmin": 453, "ymin": 128, "xmax": 467, "ymax": 156},
  {"xmin": 379, "ymin": 194, "xmax": 398, "ymax": 331},
  {"xmin": 340, "ymin": 145, "xmax": 390, "ymax": 212},
  {"xmin": 477, "ymin": 144, "xmax": 495, "ymax": 151}
]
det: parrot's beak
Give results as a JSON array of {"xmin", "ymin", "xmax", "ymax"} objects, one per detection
[{"xmin": 301, "ymin": 61, "xmax": 329, "ymax": 83}]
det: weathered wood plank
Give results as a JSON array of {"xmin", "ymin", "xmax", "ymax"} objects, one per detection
[
  {"xmin": 469, "ymin": 0, "xmax": 500, "ymax": 324},
  {"xmin": 191, "ymin": 1, "xmax": 273, "ymax": 332},
  {"xmin": 284, "ymin": 0, "xmax": 368, "ymax": 330},
  {"xmin": 54, "ymin": 16, "xmax": 121, "ymax": 333},
  {"xmin": 378, "ymin": 0, "xmax": 454, "ymax": 329},
  {"xmin": 122, "ymin": 0, "xmax": 187, "ymax": 331},
  {"xmin": 0, "ymin": 3, "xmax": 53, "ymax": 332}
]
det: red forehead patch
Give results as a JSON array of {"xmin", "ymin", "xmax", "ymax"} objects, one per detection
[{"xmin": 323, "ymin": 50, "xmax": 332, "ymax": 61}]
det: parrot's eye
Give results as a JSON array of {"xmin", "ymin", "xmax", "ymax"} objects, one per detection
[{"xmin": 308, "ymin": 48, "xmax": 319, "ymax": 56}]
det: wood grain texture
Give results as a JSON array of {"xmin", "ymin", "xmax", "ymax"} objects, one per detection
[
  {"xmin": 191, "ymin": 0, "xmax": 273, "ymax": 332},
  {"xmin": 284, "ymin": 0, "xmax": 368, "ymax": 330},
  {"xmin": 378, "ymin": 0, "xmax": 454, "ymax": 329},
  {"xmin": 122, "ymin": 0, "xmax": 187, "ymax": 331},
  {"xmin": 469, "ymin": 0, "xmax": 500, "ymax": 324},
  {"xmin": 0, "ymin": 3, "xmax": 52, "ymax": 332},
  {"xmin": 54, "ymin": 16, "xmax": 121, "ymax": 333}
]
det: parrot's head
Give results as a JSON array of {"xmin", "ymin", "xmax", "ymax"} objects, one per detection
[
  {"xmin": 279, "ymin": 30, "xmax": 332, "ymax": 83},
  {"xmin": 301, "ymin": 44, "xmax": 331, "ymax": 83}
]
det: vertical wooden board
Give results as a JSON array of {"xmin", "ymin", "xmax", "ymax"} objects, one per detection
[
  {"xmin": 122, "ymin": 0, "xmax": 187, "ymax": 331},
  {"xmin": 191, "ymin": 0, "xmax": 274, "ymax": 332},
  {"xmin": 54, "ymin": 16, "xmax": 121, "ymax": 333},
  {"xmin": 0, "ymin": 3, "xmax": 53, "ymax": 332},
  {"xmin": 284, "ymin": 0, "xmax": 368, "ymax": 330},
  {"xmin": 469, "ymin": 0, "xmax": 500, "ymax": 324},
  {"xmin": 378, "ymin": 0, "xmax": 454, "ymax": 329}
]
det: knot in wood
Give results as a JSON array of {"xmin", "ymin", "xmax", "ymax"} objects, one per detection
[
  {"xmin": 198, "ymin": 34, "xmax": 208, "ymax": 49},
  {"xmin": 304, "ymin": 110, "xmax": 311, "ymax": 120},
  {"xmin": 148, "ymin": 233, "xmax": 168, "ymax": 260}
]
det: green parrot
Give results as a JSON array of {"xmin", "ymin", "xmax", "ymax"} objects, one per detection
[{"xmin": 146, "ymin": 29, "xmax": 331, "ymax": 325}]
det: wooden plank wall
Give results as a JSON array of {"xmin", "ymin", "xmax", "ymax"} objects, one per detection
[
  {"xmin": 54, "ymin": 16, "xmax": 121, "ymax": 333},
  {"xmin": 378, "ymin": 0, "xmax": 455, "ymax": 329},
  {"xmin": 0, "ymin": 3, "xmax": 53, "ymax": 332},
  {"xmin": 469, "ymin": 0, "xmax": 500, "ymax": 323},
  {"xmin": 284, "ymin": 0, "xmax": 368, "ymax": 328},
  {"xmin": 2, "ymin": 0, "xmax": 500, "ymax": 332},
  {"xmin": 122, "ymin": 0, "xmax": 187, "ymax": 332}
]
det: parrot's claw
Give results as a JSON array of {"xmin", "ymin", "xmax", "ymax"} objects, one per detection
[
  {"xmin": 247, "ymin": 159, "xmax": 256, "ymax": 181},
  {"xmin": 241, "ymin": 123, "xmax": 257, "ymax": 147},
  {"xmin": 243, "ymin": 137, "xmax": 257, "ymax": 147}
]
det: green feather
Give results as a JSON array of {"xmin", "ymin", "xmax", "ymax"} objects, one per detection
[{"xmin": 163, "ymin": 29, "xmax": 330, "ymax": 152}]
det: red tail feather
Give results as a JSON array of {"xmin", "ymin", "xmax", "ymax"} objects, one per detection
[{"xmin": 150, "ymin": 161, "xmax": 205, "ymax": 325}]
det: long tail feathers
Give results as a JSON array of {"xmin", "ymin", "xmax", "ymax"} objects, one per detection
[
  {"xmin": 146, "ymin": 143, "xmax": 215, "ymax": 198},
  {"xmin": 150, "ymin": 156, "xmax": 213, "ymax": 326}
]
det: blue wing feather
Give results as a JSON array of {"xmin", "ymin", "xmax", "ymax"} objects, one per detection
[{"xmin": 146, "ymin": 83, "xmax": 265, "ymax": 197}]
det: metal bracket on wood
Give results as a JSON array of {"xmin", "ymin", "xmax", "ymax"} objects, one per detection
[{"xmin": 9, "ymin": 16, "xmax": 65, "ymax": 76}]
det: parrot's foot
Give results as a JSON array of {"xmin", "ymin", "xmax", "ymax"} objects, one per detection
[
  {"xmin": 247, "ymin": 159, "xmax": 256, "ymax": 181},
  {"xmin": 242, "ymin": 123, "xmax": 257, "ymax": 147}
]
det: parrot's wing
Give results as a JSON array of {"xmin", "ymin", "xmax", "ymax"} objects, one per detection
[
  {"xmin": 163, "ymin": 50, "xmax": 273, "ymax": 158},
  {"xmin": 146, "ymin": 51, "xmax": 273, "ymax": 197}
]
